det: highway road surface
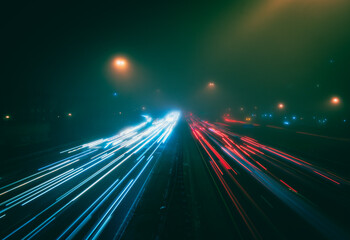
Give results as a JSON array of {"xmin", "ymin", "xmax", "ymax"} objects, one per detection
[
  {"xmin": 1, "ymin": 111, "xmax": 349, "ymax": 239},
  {"xmin": 186, "ymin": 114, "xmax": 350, "ymax": 239},
  {"xmin": 0, "ymin": 112, "xmax": 180, "ymax": 239}
]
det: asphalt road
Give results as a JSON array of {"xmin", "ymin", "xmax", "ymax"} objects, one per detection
[
  {"xmin": 186, "ymin": 114, "xmax": 350, "ymax": 239},
  {"xmin": 122, "ymin": 119, "xmax": 238, "ymax": 240},
  {"xmin": 222, "ymin": 118, "xmax": 350, "ymax": 176},
  {"xmin": 0, "ymin": 112, "xmax": 180, "ymax": 239},
  {"xmin": 1, "ymin": 112, "xmax": 349, "ymax": 239}
]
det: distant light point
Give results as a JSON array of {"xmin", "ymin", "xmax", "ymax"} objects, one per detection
[
  {"xmin": 68, "ymin": 113, "xmax": 72, "ymax": 117},
  {"xmin": 278, "ymin": 103, "xmax": 285, "ymax": 109},
  {"xmin": 5, "ymin": 115, "xmax": 10, "ymax": 119},
  {"xmin": 208, "ymin": 82, "xmax": 215, "ymax": 88}
]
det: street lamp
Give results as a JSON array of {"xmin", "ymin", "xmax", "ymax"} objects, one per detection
[
  {"xmin": 115, "ymin": 59, "xmax": 125, "ymax": 67},
  {"xmin": 278, "ymin": 103, "xmax": 284, "ymax": 109},
  {"xmin": 113, "ymin": 57, "xmax": 128, "ymax": 71},
  {"xmin": 331, "ymin": 97, "xmax": 340, "ymax": 105},
  {"xmin": 208, "ymin": 82, "xmax": 215, "ymax": 88}
]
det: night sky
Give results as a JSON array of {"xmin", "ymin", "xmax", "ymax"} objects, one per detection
[{"xmin": 1, "ymin": 0, "xmax": 350, "ymax": 117}]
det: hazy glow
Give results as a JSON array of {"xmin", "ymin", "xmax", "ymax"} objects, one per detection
[{"xmin": 278, "ymin": 103, "xmax": 284, "ymax": 109}]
